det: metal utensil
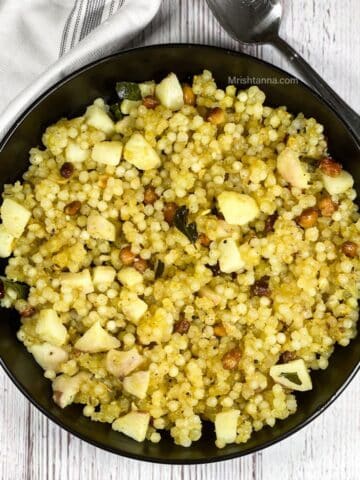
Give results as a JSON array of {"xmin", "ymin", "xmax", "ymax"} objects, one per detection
[{"xmin": 206, "ymin": 0, "xmax": 360, "ymax": 145}]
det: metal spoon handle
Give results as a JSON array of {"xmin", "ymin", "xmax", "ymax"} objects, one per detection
[{"xmin": 271, "ymin": 35, "xmax": 360, "ymax": 146}]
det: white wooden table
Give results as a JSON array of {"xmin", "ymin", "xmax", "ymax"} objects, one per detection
[{"xmin": 1, "ymin": 0, "xmax": 360, "ymax": 478}]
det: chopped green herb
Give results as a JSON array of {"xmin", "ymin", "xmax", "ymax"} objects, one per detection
[
  {"xmin": 0, "ymin": 276, "xmax": 29, "ymax": 300},
  {"xmin": 174, "ymin": 206, "xmax": 198, "ymax": 244},
  {"xmin": 154, "ymin": 260, "xmax": 165, "ymax": 279},
  {"xmin": 280, "ymin": 371, "xmax": 302, "ymax": 385},
  {"xmin": 116, "ymin": 82, "xmax": 141, "ymax": 101},
  {"xmin": 109, "ymin": 103, "xmax": 123, "ymax": 121}
]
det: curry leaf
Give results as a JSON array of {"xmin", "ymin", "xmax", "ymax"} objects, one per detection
[
  {"xmin": 109, "ymin": 103, "xmax": 123, "ymax": 121},
  {"xmin": 0, "ymin": 276, "xmax": 29, "ymax": 300},
  {"xmin": 174, "ymin": 206, "xmax": 198, "ymax": 244},
  {"xmin": 155, "ymin": 260, "xmax": 165, "ymax": 279},
  {"xmin": 280, "ymin": 371, "xmax": 302, "ymax": 386}
]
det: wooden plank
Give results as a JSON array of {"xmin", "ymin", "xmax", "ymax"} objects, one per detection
[{"xmin": 1, "ymin": 0, "xmax": 360, "ymax": 478}]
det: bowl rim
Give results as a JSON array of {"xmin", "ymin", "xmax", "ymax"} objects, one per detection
[{"xmin": 1, "ymin": 42, "xmax": 359, "ymax": 464}]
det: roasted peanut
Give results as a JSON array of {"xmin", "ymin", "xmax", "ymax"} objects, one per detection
[
  {"xmin": 222, "ymin": 348, "xmax": 241, "ymax": 370},
  {"xmin": 318, "ymin": 196, "xmax": 338, "ymax": 217},
  {"xmin": 143, "ymin": 186, "xmax": 158, "ymax": 205},
  {"xmin": 214, "ymin": 324, "xmax": 227, "ymax": 337},
  {"xmin": 20, "ymin": 305, "xmax": 36, "ymax": 317},
  {"xmin": 297, "ymin": 207, "xmax": 318, "ymax": 228},
  {"xmin": 251, "ymin": 276, "xmax": 271, "ymax": 297},
  {"xmin": 341, "ymin": 241, "xmax": 358, "ymax": 258},
  {"xmin": 119, "ymin": 246, "xmax": 135, "ymax": 265},
  {"xmin": 264, "ymin": 213, "xmax": 278, "ymax": 233},
  {"xmin": 143, "ymin": 96, "xmax": 159, "ymax": 109},
  {"xmin": 60, "ymin": 162, "xmax": 74, "ymax": 179},
  {"xmin": 64, "ymin": 200, "xmax": 81, "ymax": 216},
  {"xmin": 163, "ymin": 202, "xmax": 177, "ymax": 224},
  {"xmin": 319, "ymin": 157, "xmax": 342, "ymax": 177},
  {"xmin": 206, "ymin": 107, "xmax": 225, "ymax": 125},
  {"xmin": 174, "ymin": 318, "xmax": 190, "ymax": 334},
  {"xmin": 198, "ymin": 233, "xmax": 211, "ymax": 247},
  {"xmin": 280, "ymin": 351, "xmax": 296, "ymax": 363},
  {"xmin": 133, "ymin": 258, "xmax": 148, "ymax": 273},
  {"xmin": 182, "ymin": 84, "xmax": 196, "ymax": 106}
]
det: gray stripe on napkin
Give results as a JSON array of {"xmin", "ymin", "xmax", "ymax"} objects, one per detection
[
  {"xmin": 70, "ymin": 0, "xmax": 86, "ymax": 48},
  {"xmin": 59, "ymin": 0, "xmax": 82, "ymax": 56},
  {"xmin": 79, "ymin": 0, "xmax": 106, "ymax": 41},
  {"xmin": 109, "ymin": 0, "xmax": 117, "ymax": 16}
]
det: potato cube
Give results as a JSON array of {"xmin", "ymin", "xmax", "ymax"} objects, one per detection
[
  {"xmin": 155, "ymin": 73, "xmax": 184, "ymax": 111},
  {"xmin": 65, "ymin": 141, "xmax": 89, "ymax": 163},
  {"xmin": 322, "ymin": 170, "xmax": 354, "ymax": 195},
  {"xmin": 36, "ymin": 309, "xmax": 68, "ymax": 346},
  {"xmin": 112, "ymin": 411, "xmax": 150, "ymax": 442},
  {"xmin": 121, "ymin": 292, "xmax": 148, "ymax": 323},
  {"xmin": 91, "ymin": 141, "xmax": 123, "ymax": 166},
  {"xmin": 59, "ymin": 269, "xmax": 94, "ymax": 294},
  {"xmin": 270, "ymin": 358, "xmax": 312, "ymax": 391},
  {"xmin": 52, "ymin": 372, "xmax": 89, "ymax": 408},
  {"xmin": 117, "ymin": 267, "xmax": 143, "ymax": 288},
  {"xmin": 1, "ymin": 198, "xmax": 31, "ymax": 238},
  {"xmin": 85, "ymin": 104, "xmax": 115, "ymax": 135},
  {"xmin": 123, "ymin": 133, "xmax": 161, "ymax": 171},
  {"xmin": 218, "ymin": 238, "xmax": 244, "ymax": 273},
  {"xmin": 215, "ymin": 409, "xmax": 240, "ymax": 446},
  {"xmin": 217, "ymin": 191, "xmax": 259, "ymax": 226},
  {"xmin": 105, "ymin": 348, "xmax": 144, "ymax": 378},
  {"xmin": 93, "ymin": 266, "xmax": 116, "ymax": 286},
  {"xmin": 277, "ymin": 147, "xmax": 309, "ymax": 189},
  {"xmin": 87, "ymin": 214, "xmax": 116, "ymax": 241},
  {"xmin": 29, "ymin": 343, "xmax": 68, "ymax": 372},
  {"xmin": 123, "ymin": 370, "xmax": 150, "ymax": 399},
  {"xmin": 137, "ymin": 308, "xmax": 173, "ymax": 345},
  {"xmin": 0, "ymin": 224, "xmax": 14, "ymax": 257},
  {"xmin": 74, "ymin": 321, "xmax": 120, "ymax": 353}
]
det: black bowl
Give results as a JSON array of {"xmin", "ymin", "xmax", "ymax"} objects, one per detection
[{"xmin": 0, "ymin": 44, "xmax": 359, "ymax": 464}]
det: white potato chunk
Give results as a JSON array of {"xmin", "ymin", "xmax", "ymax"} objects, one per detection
[
  {"xmin": 270, "ymin": 358, "xmax": 312, "ymax": 391},
  {"xmin": 123, "ymin": 133, "xmax": 161, "ymax": 171},
  {"xmin": 277, "ymin": 147, "xmax": 309, "ymax": 189},
  {"xmin": 85, "ymin": 104, "xmax": 115, "ymax": 135},
  {"xmin": 121, "ymin": 292, "xmax": 148, "ymax": 324},
  {"xmin": 36, "ymin": 309, "xmax": 68, "ymax": 346},
  {"xmin": 87, "ymin": 214, "xmax": 116, "ymax": 241},
  {"xmin": 0, "ymin": 224, "xmax": 14, "ymax": 257},
  {"xmin": 123, "ymin": 371, "xmax": 150, "ymax": 399},
  {"xmin": 218, "ymin": 238, "xmax": 244, "ymax": 273},
  {"xmin": 52, "ymin": 372, "xmax": 89, "ymax": 408},
  {"xmin": 112, "ymin": 411, "xmax": 150, "ymax": 442},
  {"xmin": 117, "ymin": 267, "xmax": 143, "ymax": 288},
  {"xmin": 199, "ymin": 286, "xmax": 221, "ymax": 305},
  {"xmin": 29, "ymin": 343, "xmax": 68, "ymax": 372},
  {"xmin": 137, "ymin": 308, "xmax": 173, "ymax": 345},
  {"xmin": 74, "ymin": 321, "xmax": 120, "ymax": 353},
  {"xmin": 65, "ymin": 141, "xmax": 89, "ymax": 163},
  {"xmin": 91, "ymin": 141, "xmax": 123, "ymax": 166},
  {"xmin": 1, "ymin": 198, "xmax": 31, "ymax": 238},
  {"xmin": 59, "ymin": 269, "xmax": 94, "ymax": 294},
  {"xmin": 321, "ymin": 170, "xmax": 354, "ymax": 195},
  {"xmin": 92, "ymin": 266, "xmax": 116, "ymax": 286},
  {"xmin": 139, "ymin": 81, "xmax": 155, "ymax": 98},
  {"xmin": 217, "ymin": 192, "xmax": 259, "ymax": 226},
  {"xmin": 215, "ymin": 409, "xmax": 240, "ymax": 446},
  {"xmin": 105, "ymin": 348, "xmax": 144, "ymax": 378},
  {"xmin": 120, "ymin": 99, "xmax": 141, "ymax": 114},
  {"xmin": 155, "ymin": 73, "xmax": 184, "ymax": 111}
]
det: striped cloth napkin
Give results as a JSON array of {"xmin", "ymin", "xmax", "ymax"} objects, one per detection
[{"xmin": 0, "ymin": 0, "xmax": 161, "ymax": 139}]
